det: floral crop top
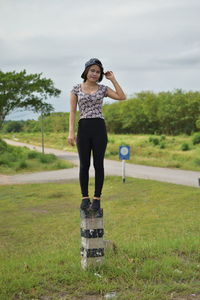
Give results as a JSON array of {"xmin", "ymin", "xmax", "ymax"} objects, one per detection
[{"xmin": 71, "ymin": 83, "xmax": 108, "ymax": 119}]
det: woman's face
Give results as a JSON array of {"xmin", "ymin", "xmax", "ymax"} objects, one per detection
[{"xmin": 86, "ymin": 64, "xmax": 101, "ymax": 82}]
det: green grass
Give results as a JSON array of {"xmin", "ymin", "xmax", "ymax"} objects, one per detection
[
  {"xmin": 0, "ymin": 138, "xmax": 74, "ymax": 175},
  {"xmin": 3, "ymin": 132, "xmax": 200, "ymax": 172},
  {"xmin": 106, "ymin": 134, "xmax": 200, "ymax": 171},
  {"xmin": 0, "ymin": 177, "xmax": 200, "ymax": 299}
]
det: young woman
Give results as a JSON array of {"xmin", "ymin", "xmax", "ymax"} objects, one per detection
[{"xmin": 68, "ymin": 58, "xmax": 126, "ymax": 211}]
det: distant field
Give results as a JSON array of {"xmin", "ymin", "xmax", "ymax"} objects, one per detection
[
  {"xmin": 3, "ymin": 132, "xmax": 200, "ymax": 171},
  {"xmin": 0, "ymin": 176, "xmax": 200, "ymax": 299}
]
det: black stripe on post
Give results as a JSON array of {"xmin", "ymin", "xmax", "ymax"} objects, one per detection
[
  {"xmin": 81, "ymin": 247, "xmax": 104, "ymax": 257},
  {"xmin": 81, "ymin": 228, "xmax": 104, "ymax": 238}
]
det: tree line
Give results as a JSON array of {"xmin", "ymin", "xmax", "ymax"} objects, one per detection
[
  {"xmin": 1, "ymin": 112, "xmax": 72, "ymax": 133},
  {"xmin": 1, "ymin": 89, "xmax": 200, "ymax": 136},
  {"xmin": 104, "ymin": 89, "xmax": 200, "ymax": 135}
]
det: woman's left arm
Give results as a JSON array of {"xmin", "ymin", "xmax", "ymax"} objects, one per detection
[{"xmin": 105, "ymin": 71, "xmax": 126, "ymax": 100}]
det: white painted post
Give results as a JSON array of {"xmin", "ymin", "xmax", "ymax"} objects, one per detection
[
  {"xmin": 122, "ymin": 159, "xmax": 126, "ymax": 183},
  {"xmin": 80, "ymin": 208, "xmax": 104, "ymax": 269},
  {"xmin": 119, "ymin": 146, "xmax": 130, "ymax": 183}
]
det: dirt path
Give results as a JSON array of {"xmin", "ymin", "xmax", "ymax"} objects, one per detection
[{"xmin": 1, "ymin": 139, "xmax": 200, "ymax": 188}]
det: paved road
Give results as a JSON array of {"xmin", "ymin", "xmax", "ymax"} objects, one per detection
[{"xmin": 1, "ymin": 139, "xmax": 200, "ymax": 188}]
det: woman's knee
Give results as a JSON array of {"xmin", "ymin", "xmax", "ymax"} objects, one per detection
[
  {"xmin": 80, "ymin": 162, "xmax": 90, "ymax": 172},
  {"xmin": 93, "ymin": 162, "xmax": 104, "ymax": 172}
]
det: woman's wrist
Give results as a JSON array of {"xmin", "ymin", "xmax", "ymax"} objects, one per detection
[
  {"xmin": 110, "ymin": 77, "xmax": 117, "ymax": 84},
  {"xmin": 69, "ymin": 129, "xmax": 75, "ymax": 135}
]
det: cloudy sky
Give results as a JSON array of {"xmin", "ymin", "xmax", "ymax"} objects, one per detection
[{"xmin": 1, "ymin": 0, "xmax": 200, "ymax": 120}]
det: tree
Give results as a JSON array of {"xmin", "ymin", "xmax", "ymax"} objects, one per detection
[
  {"xmin": 23, "ymin": 119, "xmax": 40, "ymax": 132},
  {"xmin": 137, "ymin": 91, "xmax": 160, "ymax": 134},
  {"xmin": 196, "ymin": 118, "xmax": 200, "ymax": 130},
  {"xmin": 0, "ymin": 69, "xmax": 61, "ymax": 129},
  {"xmin": 2, "ymin": 120, "xmax": 24, "ymax": 133},
  {"xmin": 39, "ymin": 112, "xmax": 69, "ymax": 132},
  {"xmin": 128, "ymin": 99, "xmax": 148, "ymax": 133},
  {"xmin": 103, "ymin": 102, "xmax": 124, "ymax": 133}
]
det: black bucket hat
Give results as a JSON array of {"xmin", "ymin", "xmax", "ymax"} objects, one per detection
[{"xmin": 81, "ymin": 58, "xmax": 104, "ymax": 79}]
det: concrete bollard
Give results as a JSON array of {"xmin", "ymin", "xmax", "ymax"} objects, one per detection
[{"xmin": 80, "ymin": 208, "xmax": 104, "ymax": 269}]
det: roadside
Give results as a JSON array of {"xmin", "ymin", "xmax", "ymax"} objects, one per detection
[{"xmin": 1, "ymin": 138, "xmax": 200, "ymax": 188}]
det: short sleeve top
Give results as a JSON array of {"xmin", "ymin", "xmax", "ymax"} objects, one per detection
[{"xmin": 71, "ymin": 83, "xmax": 108, "ymax": 119}]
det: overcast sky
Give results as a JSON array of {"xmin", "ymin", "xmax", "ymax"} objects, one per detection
[{"xmin": 1, "ymin": 0, "xmax": 200, "ymax": 120}]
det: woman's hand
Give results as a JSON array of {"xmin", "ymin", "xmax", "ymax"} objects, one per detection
[
  {"xmin": 68, "ymin": 133, "xmax": 76, "ymax": 146},
  {"xmin": 104, "ymin": 71, "xmax": 115, "ymax": 81},
  {"xmin": 104, "ymin": 71, "xmax": 126, "ymax": 101}
]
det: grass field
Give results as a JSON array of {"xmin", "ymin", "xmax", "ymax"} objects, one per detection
[
  {"xmin": 0, "ymin": 138, "xmax": 74, "ymax": 175},
  {"xmin": 0, "ymin": 176, "xmax": 200, "ymax": 300},
  {"xmin": 3, "ymin": 132, "xmax": 200, "ymax": 172}
]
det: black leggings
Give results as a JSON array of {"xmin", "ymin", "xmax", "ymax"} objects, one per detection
[{"xmin": 77, "ymin": 118, "xmax": 108, "ymax": 198}]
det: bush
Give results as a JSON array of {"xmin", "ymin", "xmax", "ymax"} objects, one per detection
[
  {"xmin": 0, "ymin": 139, "xmax": 8, "ymax": 153},
  {"xmin": 0, "ymin": 152, "xmax": 16, "ymax": 166},
  {"xmin": 159, "ymin": 142, "xmax": 166, "ymax": 149},
  {"xmin": 2, "ymin": 121, "xmax": 24, "ymax": 133},
  {"xmin": 15, "ymin": 160, "xmax": 28, "ymax": 171},
  {"xmin": 18, "ymin": 160, "xmax": 28, "ymax": 169},
  {"xmin": 160, "ymin": 135, "xmax": 166, "ymax": 141},
  {"xmin": 181, "ymin": 143, "xmax": 190, "ymax": 151},
  {"xmin": 0, "ymin": 154, "xmax": 11, "ymax": 166},
  {"xmin": 192, "ymin": 133, "xmax": 200, "ymax": 145},
  {"xmin": 27, "ymin": 151, "xmax": 40, "ymax": 159},
  {"xmin": 149, "ymin": 137, "xmax": 160, "ymax": 146},
  {"xmin": 39, "ymin": 153, "xmax": 57, "ymax": 163}
]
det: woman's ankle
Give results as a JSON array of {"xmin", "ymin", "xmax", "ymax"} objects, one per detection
[{"xmin": 93, "ymin": 197, "xmax": 100, "ymax": 200}]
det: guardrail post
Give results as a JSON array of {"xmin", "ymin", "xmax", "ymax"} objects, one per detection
[{"xmin": 80, "ymin": 208, "xmax": 104, "ymax": 269}]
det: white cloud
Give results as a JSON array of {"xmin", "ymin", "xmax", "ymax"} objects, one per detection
[{"xmin": 1, "ymin": 0, "xmax": 200, "ymax": 120}]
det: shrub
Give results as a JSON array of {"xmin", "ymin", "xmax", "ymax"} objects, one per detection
[
  {"xmin": 159, "ymin": 142, "xmax": 166, "ymax": 149},
  {"xmin": 160, "ymin": 135, "xmax": 166, "ymax": 141},
  {"xmin": 27, "ymin": 151, "xmax": 40, "ymax": 159},
  {"xmin": 196, "ymin": 119, "xmax": 200, "ymax": 130},
  {"xmin": 0, "ymin": 139, "xmax": 8, "ymax": 153},
  {"xmin": 39, "ymin": 153, "xmax": 57, "ymax": 163},
  {"xmin": 181, "ymin": 143, "xmax": 190, "ymax": 151},
  {"xmin": 192, "ymin": 133, "xmax": 200, "ymax": 145},
  {"xmin": 0, "ymin": 153, "xmax": 16, "ymax": 166},
  {"xmin": 149, "ymin": 137, "xmax": 153, "ymax": 143},
  {"xmin": 0, "ymin": 155, "xmax": 10, "ymax": 166},
  {"xmin": 149, "ymin": 136, "xmax": 160, "ymax": 146},
  {"xmin": 17, "ymin": 160, "xmax": 28, "ymax": 169}
]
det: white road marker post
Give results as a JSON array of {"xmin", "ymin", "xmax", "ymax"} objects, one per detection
[
  {"xmin": 119, "ymin": 146, "xmax": 130, "ymax": 183},
  {"xmin": 122, "ymin": 159, "xmax": 126, "ymax": 183},
  {"xmin": 80, "ymin": 208, "xmax": 104, "ymax": 269}
]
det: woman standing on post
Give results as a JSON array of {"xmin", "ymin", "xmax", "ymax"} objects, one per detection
[{"xmin": 68, "ymin": 58, "xmax": 126, "ymax": 211}]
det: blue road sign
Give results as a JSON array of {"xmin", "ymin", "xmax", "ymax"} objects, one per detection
[{"xmin": 119, "ymin": 145, "xmax": 130, "ymax": 160}]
